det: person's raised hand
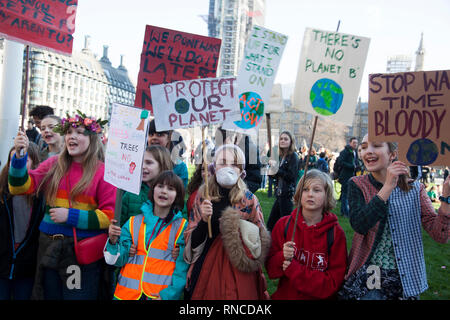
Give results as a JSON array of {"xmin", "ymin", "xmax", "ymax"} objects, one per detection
[
  {"xmin": 129, "ymin": 243, "xmax": 137, "ymax": 257},
  {"xmin": 283, "ymin": 241, "xmax": 296, "ymax": 261},
  {"xmin": 49, "ymin": 207, "xmax": 69, "ymax": 223},
  {"xmin": 108, "ymin": 219, "xmax": 121, "ymax": 245},
  {"xmin": 200, "ymin": 199, "xmax": 213, "ymax": 223},
  {"xmin": 14, "ymin": 131, "xmax": 29, "ymax": 159},
  {"xmin": 171, "ymin": 245, "xmax": 180, "ymax": 260},
  {"xmin": 385, "ymin": 160, "xmax": 409, "ymax": 189}
]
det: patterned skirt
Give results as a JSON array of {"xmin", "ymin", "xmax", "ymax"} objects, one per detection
[{"xmin": 338, "ymin": 263, "xmax": 417, "ymax": 300}]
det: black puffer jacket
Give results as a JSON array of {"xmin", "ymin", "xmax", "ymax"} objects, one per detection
[
  {"xmin": 0, "ymin": 195, "xmax": 45, "ymax": 280},
  {"xmin": 273, "ymin": 152, "xmax": 299, "ymax": 198},
  {"xmin": 338, "ymin": 144, "xmax": 356, "ymax": 184},
  {"xmin": 240, "ymin": 136, "xmax": 262, "ymax": 193}
]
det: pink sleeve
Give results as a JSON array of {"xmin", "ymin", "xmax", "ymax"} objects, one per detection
[
  {"xmin": 92, "ymin": 163, "xmax": 117, "ymax": 222},
  {"xmin": 420, "ymin": 184, "xmax": 450, "ymax": 243},
  {"xmin": 248, "ymin": 193, "xmax": 265, "ymax": 228},
  {"xmin": 27, "ymin": 156, "xmax": 58, "ymax": 193}
]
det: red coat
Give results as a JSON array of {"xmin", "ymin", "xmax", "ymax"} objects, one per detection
[
  {"xmin": 186, "ymin": 189, "xmax": 198, "ymax": 222},
  {"xmin": 265, "ymin": 209, "xmax": 348, "ymax": 300}
]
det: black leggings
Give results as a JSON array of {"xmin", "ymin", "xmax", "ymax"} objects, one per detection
[{"xmin": 267, "ymin": 195, "xmax": 294, "ymax": 232}]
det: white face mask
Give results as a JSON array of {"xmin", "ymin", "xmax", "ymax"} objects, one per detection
[{"xmin": 215, "ymin": 167, "xmax": 239, "ymax": 188}]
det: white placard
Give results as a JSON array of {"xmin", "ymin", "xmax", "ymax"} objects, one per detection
[
  {"xmin": 222, "ymin": 26, "xmax": 288, "ymax": 134},
  {"xmin": 104, "ymin": 103, "xmax": 149, "ymax": 195},
  {"xmin": 151, "ymin": 76, "xmax": 240, "ymax": 131},
  {"xmin": 292, "ymin": 28, "xmax": 370, "ymax": 125}
]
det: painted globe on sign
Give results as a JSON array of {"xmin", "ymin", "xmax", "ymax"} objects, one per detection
[
  {"xmin": 309, "ymin": 78, "xmax": 344, "ymax": 116},
  {"xmin": 174, "ymin": 98, "xmax": 190, "ymax": 114},
  {"xmin": 406, "ymin": 138, "xmax": 438, "ymax": 166},
  {"xmin": 234, "ymin": 91, "xmax": 265, "ymax": 129}
]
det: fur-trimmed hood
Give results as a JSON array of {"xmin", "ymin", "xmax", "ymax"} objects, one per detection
[{"xmin": 220, "ymin": 207, "xmax": 271, "ymax": 273}]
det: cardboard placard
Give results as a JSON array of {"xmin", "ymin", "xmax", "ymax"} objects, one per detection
[
  {"xmin": 0, "ymin": 0, "xmax": 77, "ymax": 55},
  {"xmin": 368, "ymin": 70, "xmax": 450, "ymax": 166},
  {"xmin": 104, "ymin": 103, "xmax": 149, "ymax": 195},
  {"xmin": 292, "ymin": 28, "xmax": 370, "ymax": 125},
  {"xmin": 151, "ymin": 76, "xmax": 240, "ymax": 131},
  {"xmin": 222, "ymin": 26, "xmax": 287, "ymax": 135},
  {"xmin": 134, "ymin": 25, "xmax": 221, "ymax": 112}
]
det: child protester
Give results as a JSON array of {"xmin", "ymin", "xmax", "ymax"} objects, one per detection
[
  {"xmin": 39, "ymin": 115, "xmax": 64, "ymax": 161},
  {"xmin": 120, "ymin": 145, "xmax": 173, "ymax": 226},
  {"xmin": 147, "ymin": 120, "xmax": 188, "ymax": 189},
  {"xmin": 266, "ymin": 169, "xmax": 347, "ymax": 300},
  {"xmin": 0, "ymin": 143, "xmax": 44, "ymax": 300},
  {"xmin": 105, "ymin": 171, "xmax": 188, "ymax": 300},
  {"xmin": 340, "ymin": 134, "xmax": 450, "ymax": 300},
  {"xmin": 8, "ymin": 111, "xmax": 116, "ymax": 300},
  {"xmin": 183, "ymin": 144, "xmax": 270, "ymax": 300}
]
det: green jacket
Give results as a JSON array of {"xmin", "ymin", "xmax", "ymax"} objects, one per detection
[{"xmin": 120, "ymin": 183, "xmax": 150, "ymax": 227}]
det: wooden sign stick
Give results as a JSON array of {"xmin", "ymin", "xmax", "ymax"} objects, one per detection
[
  {"xmin": 291, "ymin": 115, "xmax": 318, "ymax": 242},
  {"xmin": 266, "ymin": 113, "xmax": 272, "ymax": 158},
  {"xmin": 114, "ymin": 188, "xmax": 124, "ymax": 226},
  {"xmin": 290, "ymin": 20, "xmax": 341, "ymax": 242},
  {"xmin": 202, "ymin": 126, "xmax": 212, "ymax": 238}
]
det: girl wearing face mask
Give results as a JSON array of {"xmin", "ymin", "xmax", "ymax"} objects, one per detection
[
  {"xmin": 8, "ymin": 112, "xmax": 116, "ymax": 300},
  {"xmin": 39, "ymin": 115, "xmax": 64, "ymax": 161},
  {"xmin": 267, "ymin": 131, "xmax": 300, "ymax": 232},
  {"xmin": 183, "ymin": 144, "xmax": 271, "ymax": 300}
]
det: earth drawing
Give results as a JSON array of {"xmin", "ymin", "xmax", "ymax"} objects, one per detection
[
  {"xmin": 309, "ymin": 78, "xmax": 344, "ymax": 116},
  {"xmin": 406, "ymin": 138, "xmax": 439, "ymax": 166},
  {"xmin": 234, "ymin": 91, "xmax": 265, "ymax": 129}
]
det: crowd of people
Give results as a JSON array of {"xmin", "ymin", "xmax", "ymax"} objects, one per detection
[{"xmin": 1, "ymin": 105, "xmax": 449, "ymax": 301}]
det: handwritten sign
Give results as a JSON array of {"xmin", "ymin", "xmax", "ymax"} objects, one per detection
[
  {"xmin": 134, "ymin": 25, "xmax": 221, "ymax": 112},
  {"xmin": 368, "ymin": 70, "xmax": 450, "ymax": 166},
  {"xmin": 292, "ymin": 28, "xmax": 370, "ymax": 125},
  {"xmin": 151, "ymin": 77, "xmax": 240, "ymax": 131},
  {"xmin": 222, "ymin": 26, "xmax": 287, "ymax": 135},
  {"xmin": 0, "ymin": 0, "xmax": 77, "ymax": 55},
  {"xmin": 104, "ymin": 103, "xmax": 149, "ymax": 195}
]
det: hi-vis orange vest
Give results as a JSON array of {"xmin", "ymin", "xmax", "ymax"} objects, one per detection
[{"xmin": 114, "ymin": 214, "xmax": 186, "ymax": 300}]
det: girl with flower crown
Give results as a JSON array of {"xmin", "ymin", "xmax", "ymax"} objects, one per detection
[
  {"xmin": 39, "ymin": 115, "xmax": 64, "ymax": 161},
  {"xmin": 8, "ymin": 111, "xmax": 116, "ymax": 300}
]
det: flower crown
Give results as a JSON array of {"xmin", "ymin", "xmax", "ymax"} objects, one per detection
[{"xmin": 53, "ymin": 110, "xmax": 108, "ymax": 135}]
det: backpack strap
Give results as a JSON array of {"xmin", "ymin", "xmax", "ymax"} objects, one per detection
[
  {"xmin": 284, "ymin": 214, "xmax": 335, "ymax": 256},
  {"xmin": 283, "ymin": 216, "xmax": 292, "ymax": 240},
  {"xmin": 327, "ymin": 225, "xmax": 335, "ymax": 256}
]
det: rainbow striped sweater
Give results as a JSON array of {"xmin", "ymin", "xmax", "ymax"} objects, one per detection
[{"xmin": 8, "ymin": 154, "xmax": 116, "ymax": 238}]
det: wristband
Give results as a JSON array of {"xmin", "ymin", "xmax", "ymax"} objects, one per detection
[{"xmin": 439, "ymin": 196, "xmax": 450, "ymax": 204}]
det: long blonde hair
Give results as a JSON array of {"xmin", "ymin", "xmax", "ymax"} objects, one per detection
[
  {"xmin": 38, "ymin": 132, "xmax": 104, "ymax": 205},
  {"xmin": 199, "ymin": 144, "xmax": 246, "ymax": 205}
]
